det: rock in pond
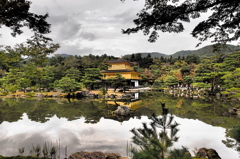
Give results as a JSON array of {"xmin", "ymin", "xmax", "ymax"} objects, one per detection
[
  {"xmin": 69, "ymin": 151, "xmax": 105, "ymax": 159},
  {"xmin": 196, "ymin": 148, "xmax": 221, "ymax": 159},
  {"xmin": 114, "ymin": 106, "xmax": 130, "ymax": 116}
]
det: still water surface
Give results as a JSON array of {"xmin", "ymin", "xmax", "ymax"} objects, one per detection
[{"xmin": 0, "ymin": 92, "xmax": 239, "ymax": 159}]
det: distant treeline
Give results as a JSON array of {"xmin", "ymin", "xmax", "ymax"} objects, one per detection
[{"xmin": 125, "ymin": 53, "xmax": 200, "ymax": 68}]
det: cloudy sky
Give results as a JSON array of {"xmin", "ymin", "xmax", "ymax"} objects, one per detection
[{"xmin": 0, "ymin": 0, "xmax": 237, "ymax": 57}]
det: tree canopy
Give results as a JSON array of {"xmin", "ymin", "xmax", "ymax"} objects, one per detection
[
  {"xmin": 0, "ymin": 0, "xmax": 50, "ymax": 37},
  {"xmin": 122, "ymin": 0, "xmax": 240, "ymax": 45}
]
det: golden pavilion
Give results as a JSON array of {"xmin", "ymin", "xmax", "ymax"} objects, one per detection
[{"xmin": 100, "ymin": 58, "xmax": 142, "ymax": 87}]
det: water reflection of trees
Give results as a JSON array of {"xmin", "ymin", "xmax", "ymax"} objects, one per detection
[
  {"xmin": 0, "ymin": 98, "xmax": 104, "ymax": 124},
  {"xmin": 140, "ymin": 92, "xmax": 240, "ymax": 129},
  {"xmin": 222, "ymin": 126, "xmax": 240, "ymax": 154},
  {"xmin": 0, "ymin": 97, "xmax": 141, "ymax": 124},
  {"xmin": 0, "ymin": 92, "xmax": 239, "ymax": 129}
]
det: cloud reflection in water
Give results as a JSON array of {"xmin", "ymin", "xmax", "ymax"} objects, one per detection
[{"xmin": 0, "ymin": 113, "xmax": 239, "ymax": 159}]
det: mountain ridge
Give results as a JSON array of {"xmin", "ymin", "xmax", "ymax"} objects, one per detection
[{"xmin": 124, "ymin": 44, "xmax": 240, "ymax": 59}]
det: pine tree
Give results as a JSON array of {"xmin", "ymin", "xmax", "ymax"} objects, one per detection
[{"xmin": 130, "ymin": 103, "xmax": 179, "ymax": 159}]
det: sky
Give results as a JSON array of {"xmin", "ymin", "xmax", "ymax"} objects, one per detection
[{"xmin": 0, "ymin": 0, "xmax": 237, "ymax": 57}]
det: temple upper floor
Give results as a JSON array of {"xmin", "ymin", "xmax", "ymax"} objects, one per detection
[{"xmin": 108, "ymin": 63, "xmax": 134, "ymax": 70}]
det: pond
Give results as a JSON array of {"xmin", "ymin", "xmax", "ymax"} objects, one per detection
[{"xmin": 0, "ymin": 92, "xmax": 239, "ymax": 159}]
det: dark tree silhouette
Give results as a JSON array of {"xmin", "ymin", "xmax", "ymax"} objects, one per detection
[
  {"xmin": 0, "ymin": 0, "xmax": 50, "ymax": 37},
  {"xmin": 122, "ymin": 0, "xmax": 240, "ymax": 45}
]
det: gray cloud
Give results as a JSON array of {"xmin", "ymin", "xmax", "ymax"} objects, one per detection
[
  {"xmin": 114, "ymin": 8, "xmax": 138, "ymax": 26},
  {"xmin": 80, "ymin": 31, "xmax": 97, "ymax": 41},
  {"xmin": 48, "ymin": 14, "xmax": 69, "ymax": 25},
  {"xmin": 0, "ymin": 129, "xmax": 83, "ymax": 157},
  {"xmin": 0, "ymin": 0, "xmax": 233, "ymax": 57},
  {"xmin": 49, "ymin": 15, "xmax": 82, "ymax": 41},
  {"xmin": 54, "ymin": 43, "xmax": 95, "ymax": 55},
  {"xmin": 0, "ymin": 132, "xmax": 50, "ymax": 156},
  {"xmin": 80, "ymin": 127, "xmax": 96, "ymax": 137}
]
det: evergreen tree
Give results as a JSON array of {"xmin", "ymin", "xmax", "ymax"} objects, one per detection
[
  {"xmin": 142, "ymin": 53, "xmax": 153, "ymax": 68},
  {"xmin": 54, "ymin": 76, "xmax": 82, "ymax": 93},
  {"xmin": 221, "ymin": 68, "xmax": 240, "ymax": 99},
  {"xmin": 106, "ymin": 74, "xmax": 127, "ymax": 92},
  {"xmin": 168, "ymin": 146, "xmax": 192, "ymax": 159},
  {"xmin": 130, "ymin": 103, "xmax": 179, "ymax": 159},
  {"xmin": 130, "ymin": 53, "xmax": 136, "ymax": 62},
  {"xmin": 82, "ymin": 68, "xmax": 102, "ymax": 90}
]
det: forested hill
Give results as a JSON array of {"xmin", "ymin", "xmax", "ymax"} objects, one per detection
[
  {"xmin": 124, "ymin": 44, "xmax": 240, "ymax": 59},
  {"xmin": 124, "ymin": 52, "xmax": 168, "ymax": 58}
]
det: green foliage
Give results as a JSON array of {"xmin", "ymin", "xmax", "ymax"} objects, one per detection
[
  {"xmin": 180, "ymin": 66, "xmax": 191, "ymax": 77},
  {"xmin": 16, "ymin": 78, "xmax": 31, "ymax": 92},
  {"xmin": 131, "ymin": 148, "xmax": 155, "ymax": 159},
  {"xmin": 168, "ymin": 146, "xmax": 192, "ymax": 159},
  {"xmin": 0, "ymin": 46, "xmax": 22, "ymax": 70},
  {"xmin": 0, "ymin": 38, "xmax": 238, "ymax": 99},
  {"xmin": 24, "ymin": 92, "xmax": 35, "ymax": 97},
  {"xmin": 65, "ymin": 67, "xmax": 82, "ymax": 82},
  {"xmin": 54, "ymin": 77, "xmax": 82, "ymax": 93},
  {"xmin": 222, "ymin": 125, "xmax": 240, "ymax": 153},
  {"xmin": 130, "ymin": 105, "xmax": 180, "ymax": 159},
  {"xmin": 152, "ymin": 80, "xmax": 164, "ymax": 89},
  {"xmin": 0, "ymin": 83, "xmax": 19, "ymax": 95},
  {"xmin": 164, "ymin": 75, "xmax": 179, "ymax": 87},
  {"xmin": 192, "ymin": 82, "xmax": 211, "ymax": 89},
  {"xmin": 106, "ymin": 74, "xmax": 127, "ymax": 92},
  {"xmin": 173, "ymin": 60, "xmax": 188, "ymax": 69},
  {"xmin": 231, "ymin": 126, "xmax": 240, "ymax": 143},
  {"xmin": 221, "ymin": 68, "xmax": 240, "ymax": 99},
  {"xmin": 221, "ymin": 51, "xmax": 240, "ymax": 72},
  {"xmin": 98, "ymin": 62, "xmax": 108, "ymax": 70},
  {"xmin": 82, "ymin": 68, "xmax": 102, "ymax": 90},
  {"xmin": 24, "ymin": 65, "xmax": 47, "ymax": 91},
  {"xmin": 99, "ymin": 87, "xmax": 107, "ymax": 96},
  {"xmin": 183, "ymin": 76, "xmax": 193, "ymax": 85},
  {"xmin": 185, "ymin": 55, "xmax": 200, "ymax": 64},
  {"xmin": 194, "ymin": 57, "xmax": 225, "ymax": 91},
  {"xmin": 15, "ymin": 36, "xmax": 59, "ymax": 65}
]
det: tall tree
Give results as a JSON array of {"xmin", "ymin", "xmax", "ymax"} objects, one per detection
[
  {"xmin": 0, "ymin": 46, "xmax": 22, "ymax": 70},
  {"xmin": 54, "ymin": 76, "xmax": 82, "ymax": 93},
  {"xmin": 16, "ymin": 77, "xmax": 31, "ymax": 92},
  {"xmin": 149, "ymin": 58, "xmax": 163, "ymax": 80},
  {"xmin": 221, "ymin": 68, "xmax": 240, "ymax": 99},
  {"xmin": 0, "ymin": 68, "xmax": 22, "ymax": 94},
  {"xmin": 163, "ymin": 75, "xmax": 179, "ymax": 87},
  {"xmin": 221, "ymin": 51, "xmax": 240, "ymax": 72},
  {"xmin": 15, "ymin": 35, "xmax": 60, "ymax": 65},
  {"xmin": 194, "ymin": 58, "xmax": 224, "ymax": 92},
  {"xmin": 82, "ymin": 68, "xmax": 102, "ymax": 90},
  {"xmin": 122, "ymin": 0, "xmax": 240, "ymax": 45},
  {"xmin": 65, "ymin": 67, "xmax": 82, "ymax": 82},
  {"xmin": 185, "ymin": 55, "xmax": 200, "ymax": 64}
]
